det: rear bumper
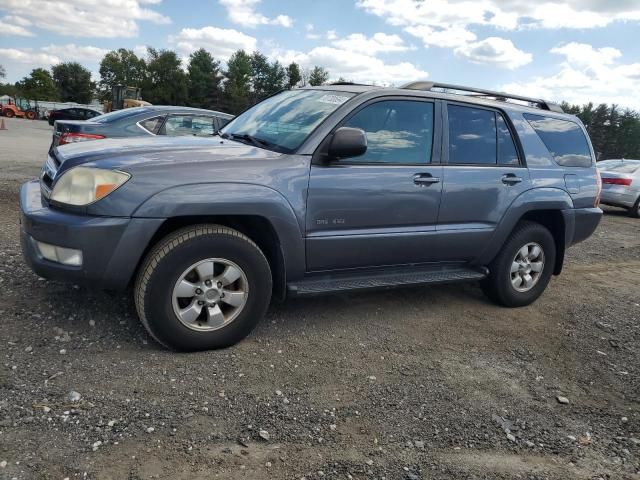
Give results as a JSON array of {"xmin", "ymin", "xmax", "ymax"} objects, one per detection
[
  {"xmin": 562, "ymin": 207, "xmax": 602, "ymax": 247},
  {"xmin": 20, "ymin": 180, "xmax": 163, "ymax": 289},
  {"xmin": 600, "ymin": 189, "xmax": 637, "ymax": 209}
]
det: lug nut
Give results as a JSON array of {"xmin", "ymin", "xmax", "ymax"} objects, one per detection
[
  {"xmin": 220, "ymin": 293, "xmax": 225, "ymax": 298},
  {"xmin": 195, "ymin": 288, "xmax": 203, "ymax": 295},
  {"xmin": 217, "ymin": 281, "xmax": 222, "ymax": 288},
  {"xmin": 205, "ymin": 280, "xmax": 212, "ymax": 287},
  {"xmin": 197, "ymin": 300, "xmax": 204, "ymax": 305}
]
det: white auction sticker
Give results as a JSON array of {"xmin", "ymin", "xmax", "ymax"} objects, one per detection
[{"xmin": 317, "ymin": 94, "xmax": 350, "ymax": 105}]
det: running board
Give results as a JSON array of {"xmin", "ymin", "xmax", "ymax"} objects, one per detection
[{"xmin": 288, "ymin": 266, "xmax": 487, "ymax": 296}]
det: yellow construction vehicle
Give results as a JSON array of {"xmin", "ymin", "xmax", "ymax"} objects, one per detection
[{"xmin": 103, "ymin": 85, "xmax": 151, "ymax": 112}]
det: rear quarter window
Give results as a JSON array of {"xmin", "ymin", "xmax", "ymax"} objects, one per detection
[{"xmin": 523, "ymin": 114, "xmax": 593, "ymax": 167}]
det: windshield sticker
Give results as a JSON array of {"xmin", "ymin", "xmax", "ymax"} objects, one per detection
[{"xmin": 317, "ymin": 94, "xmax": 350, "ymax": 105}]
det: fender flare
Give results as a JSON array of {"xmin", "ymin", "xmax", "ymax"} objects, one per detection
[
  {"xmin": 133, "ymin": 182, "xmax": 306, "ymax": 280},
  {"xmin": 477, "ymin": 187, "xmax": 574, "ymax": 266}
]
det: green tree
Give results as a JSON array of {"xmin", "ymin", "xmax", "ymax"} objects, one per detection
[
  {"xmin": 250, "ymin": 51, "xmax": 271, "ymax": 102},
  {"xmin": 308, "ymin": 66, "xmax": 329, "ymax": 86},
  {"xmin": 187, "ymin": 48, "xmax": 223, "ymax": 109},
  {"xmin": 17, "ymin": 68, "xmax": 58, "ymax": 100},
  {"xmin": 98, "ymin": 48, "xmax": 146, "ymax": 99},
  {"xmin": 225, "ymin": 50, "xmax": 252, "ymax": 114},
  {"xmin": 0, "ymin": 64, "xmax": 5, "ymax": 79},
  {"xmin": 265, "ymin": 61, "xmax": 286, "ymax": 95},
  {"xmin": 52, "ymin": 62, "xmax": 95, "ymax": 104},
  {"xmin": 142, "ymin": 48, "xmax": 188, "ymax": 105},
  {"xmin": 286, "ymin": 62, "xmax": 301, "ymax": 89}
]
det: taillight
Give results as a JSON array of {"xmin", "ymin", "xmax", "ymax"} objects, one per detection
[
  {"xmin": 595, "ymin": 170, "xmax": 602, "ymax": 207},
  {"xmin": 59, "ymin": 133, "xmax": 105, "ymax": 145},
  {"xmin": 601, "ymin": 177, "xmax": 632, "ymax": 186}
]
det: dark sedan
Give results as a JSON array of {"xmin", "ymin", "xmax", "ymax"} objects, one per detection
[
  {"xmin": 48, "ymin": 107, "xmax": 102, "ymax": 126},
  {"xmin": 51, "ymin": 106, "xmax": 234, "ymax": 148}
]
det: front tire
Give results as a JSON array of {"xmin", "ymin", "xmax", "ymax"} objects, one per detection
[
  {"xmin": 481, "ymin": 221, "xmax": 556, "ymax": 307},
  {"xmin": 135, "ymin": 225, "xmax": 272, "ymax": 351}
]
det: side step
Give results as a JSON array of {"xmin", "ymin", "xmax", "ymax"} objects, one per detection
[{"xmin": 288, "ymin": 265, "xmax": 487, "ymax": 296}]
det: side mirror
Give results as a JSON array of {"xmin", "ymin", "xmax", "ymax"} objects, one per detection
[{"xmin": 328, "ymin": 127, "xmax": 367, "ymax": 160}]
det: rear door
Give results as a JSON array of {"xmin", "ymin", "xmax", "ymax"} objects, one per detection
[
  {"xmin": 436, "ymin": 103, "xmax": 531, "ymax": 261},
  {"xmin": 305, "ymin": 98, "xmax": 443, "ymax": 271}
]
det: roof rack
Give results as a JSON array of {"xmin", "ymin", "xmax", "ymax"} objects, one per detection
[{"xmin": 400, "ymin": 81, "xmax": 564, "ymax": 113}]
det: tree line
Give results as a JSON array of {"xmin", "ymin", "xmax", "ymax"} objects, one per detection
[
  {"xmin": 1, "ymin": 48, "xmax": 639, "ymax": 160},
  {"xmin": 0, "ymin": 47, "xmax": 329, "ymax": 115}
]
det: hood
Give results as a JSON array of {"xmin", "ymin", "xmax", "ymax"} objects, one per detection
[{"xmin": 54, "ymin": 135, "xmax": 280, "ymax": 172}]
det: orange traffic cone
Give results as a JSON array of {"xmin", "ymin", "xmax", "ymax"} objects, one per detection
[{"xmin": 0, "ymin": 118, "xmax": 6, "ymax": 130}]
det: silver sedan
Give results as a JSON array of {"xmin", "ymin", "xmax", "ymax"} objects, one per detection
[{"xmin": 597, "ymin": 159, "xmax": 640, "ymax": 218}]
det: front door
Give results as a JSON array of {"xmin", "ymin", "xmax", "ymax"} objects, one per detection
[
  {"xmin": 436, "ymin": 103, "xmax": 531, "ymax": 261},
  {"xmin": 305, "ymin": 99, "xmax": 443, "ymax": 271}
]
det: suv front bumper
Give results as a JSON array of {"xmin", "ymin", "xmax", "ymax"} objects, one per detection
[{"xmin": 20, "ymin": 180, "xmax": 163, "ymax": 289}]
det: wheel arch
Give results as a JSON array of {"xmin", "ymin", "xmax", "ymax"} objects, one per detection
[{"xmin": 477, "ymin": 188, "xmax": 574, "ymax": 275}]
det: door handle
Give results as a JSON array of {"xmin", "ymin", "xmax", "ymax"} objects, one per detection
[
  {"xmin": 413, "ymin": 173, "xmax": 440, "ymax": 186},
  {"xmin": 501, "ymin": 174, "xmax": 523, "ymax": 185}
]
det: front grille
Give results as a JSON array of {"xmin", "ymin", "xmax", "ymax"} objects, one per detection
[{"xmin": 40, "ymin": 154, "xmax": 59, "ymax": 199}]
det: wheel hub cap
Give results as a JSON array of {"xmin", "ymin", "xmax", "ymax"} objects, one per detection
[
  {"xmin": 510, "ymin": 242, "xmax": 545, "ymax": 293},
  {"xmin": 171, "ymin": 258, "xmax": 249, "ymax": 332}
]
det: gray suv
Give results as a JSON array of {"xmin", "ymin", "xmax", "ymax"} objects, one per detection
[{"xmin": 20, "ymin": 82, "xmax": 603, "ymax": 351}]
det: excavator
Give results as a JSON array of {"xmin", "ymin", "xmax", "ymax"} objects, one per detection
[{"xmin": 103, "ymin": 85, "xmax": 151, "ymax": 113}]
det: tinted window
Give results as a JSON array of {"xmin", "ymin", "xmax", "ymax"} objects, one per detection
[
  {"xmin": 523, "ymin": 114, "xmax": 592, "ymax": 167},
  {"xmin": 86, "ymin": 110, "xmax": 101, "ymax": 119},
  {"xmin": 448, "ymin": 105, "xmax": 497, "ymax": 165},
  {"xmin": 341, "ymin": 100, "xmax": 434, "ymax": 164},
  {"xmin": 139, "ymin": 116, "xmax": 164, "ymax": 134},
  {"xmin": 162, "ymin": 115, "xmax": 216, "ymax": 137},
  {"xmin": 497, "ymin": 113, "xmax": 519, "ymax": 165}
]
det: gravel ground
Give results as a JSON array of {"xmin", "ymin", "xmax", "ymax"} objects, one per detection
[{"xmin": 0, "ymin": 119, "xmax": 638, "ymax": 480}]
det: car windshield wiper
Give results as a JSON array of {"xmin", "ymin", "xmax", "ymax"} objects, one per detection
[{"xmin": 223, "ymin": 132, "xmax": 279, "ymax": 150}]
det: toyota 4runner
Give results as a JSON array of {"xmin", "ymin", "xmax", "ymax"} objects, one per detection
[{"xmin": 20, "ymin": 81, "xmax": 603, "ymax": 351}]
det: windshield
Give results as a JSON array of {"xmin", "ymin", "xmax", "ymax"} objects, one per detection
[{"xmin": 221, "ymin": 89, "xmax": 355, "ymax": 152}]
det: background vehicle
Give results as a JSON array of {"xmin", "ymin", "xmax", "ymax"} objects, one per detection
[
  {"xmin": 103, "ymin": 85, "xmax": 150, "ymax": 112},
  {"xmin": 48, "ymin": 107, "xmax": 102, "ymax": 126},
  {"xmin": 597, "ymin": 159, "xmax": 640, "ymax": 217},
  {"xmin": 51, "ymin": 105, "xmax": 234, "ymax": 147},
  {"xmin": 1, "ymin": 97, "xmax": 38, "ymax": 120},
  {"xmin": 21, "ymin": 82, "xmax": 602, "ymax": 351}
]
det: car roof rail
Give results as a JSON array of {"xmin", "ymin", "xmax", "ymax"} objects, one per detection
[{"xmin": 400, "ymin": 81, "xmax": 564, "ymax": 113}]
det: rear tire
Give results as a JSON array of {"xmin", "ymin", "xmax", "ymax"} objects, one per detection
[
  {"xmin": 26, "ymin": 110, "xmax": 36, "ymax": 120},
  {"xmin": 134, "ymin": 225, "xmax": 272, "ymax": 351},
  {"xmin": 3, "ymin": 109, "xmax": 14, "ymax": 118},
  {"xmin": 629, "ymin": 197, "xmax": 640, "ymax": 218},
  {"xmin": 481, "ymin": 221, "xmax": 556, "ymax": 307}
]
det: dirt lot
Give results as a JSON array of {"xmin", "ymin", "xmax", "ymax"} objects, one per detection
[{"xmin": 0, "ymin": 119, "xmax": 638, "ymax": 480}]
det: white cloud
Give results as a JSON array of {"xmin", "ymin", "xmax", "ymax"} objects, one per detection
[
  {"xmin": 502, "ymin": 42, "xmax": 640, "ymax": 109},
  {"xmin": 219, "ymin": 0, "xmax": 292, "ymax": 28},
  {"xmin": 170, "ymin": 26, "xmax": 257, "ymax": 61},
  {"xmin": 272, "ymin": 46, "xmax": 428, "ymax": 85},
  {"xmin": 355, "ymin": 0, "xmax": 640, "ymax": 68},
  {"xmin": 40, "ymin": 44, "xmax": 110, "ymax": 64},
  {"xmin": 0, "ymin": 16, "xmax": 33, "ymax": 36},
  {"xmin": 0, "ymin": 48, "xmax": 59, "ymax": 66},
  {"xmin": 455, "ymin": 37, "xmax": 532, "ymax": 69},
  {"xmin": 0, "ymin": 0, "xmax": 170, "ymax": 38},
  {"xmin": 326, "ymin": 30, "xmax": 337, "ymax": 40},
  {"xmin": 331, "ymin": 33, "xmax": 410, "ymax": 55}
]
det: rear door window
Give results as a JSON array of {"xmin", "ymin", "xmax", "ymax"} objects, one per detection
[
  {"xmin": 447, "ymin": 105, "xmax": 497, "ymax": 165},
  {"xmin": 523, "ymin": 114, "xmax": 593, "ymax": 167}
]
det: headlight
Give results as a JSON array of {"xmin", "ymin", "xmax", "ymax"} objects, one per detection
[{"xmin": 50, "ymin": 167, "xmax": 130, "ymax": 206}]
